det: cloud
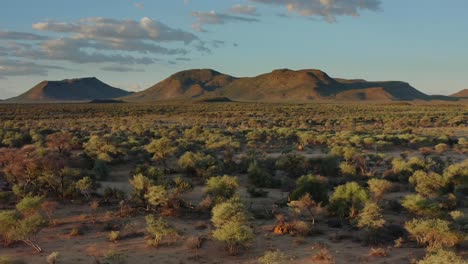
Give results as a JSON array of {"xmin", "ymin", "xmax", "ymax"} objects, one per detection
[
  {"xmin": 0, "ymin": 30, "xmax": 48, "ymax": 40},
  {"xmin": 33, "ymin": 17, "xmax": 198, "ymax": 43},
  {"xmin": 192, "ymin": 11, "xmax": 260, "ymax": 32},
  {"xmin": 101, "ymin": 66, "xmax": 144, "ymax": 72},
  {"xmin": 0, "ymin": 17, "xmax": 209, "ymax": 67},
  {"xmin": 229, "ymin": 5, "xmax": 258, "ymax": 16},
  {"xmin": 250, "ymin": 0, "xmax": 381, "ymax": 22},
  {"xmin": 176, "ymin": 57, "xmax": 191, "ymax": 61},
  {"xmin": 12, "ymin": 38, "xmax": 156, "ymax": 64},
  {"xmin": 134, "ymin": 2, "xmax": 144, "ymax": 9},
  {"xmin": 0, "ymin": 59, "xmax": 66, "ymax": 78}
]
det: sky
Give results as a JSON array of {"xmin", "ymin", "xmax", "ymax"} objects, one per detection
[{"xmin": 0, "ymin": 0, "xmax": 467, "ymax": 99}]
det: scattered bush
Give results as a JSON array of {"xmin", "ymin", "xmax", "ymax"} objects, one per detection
[
  {"xmin": 405, "ymin": 218, "xmax": 461, "ymax": 250},
  {"xmin": 289, "ymin": 174, "xmax": 328, "ymax": 203},
  {"xmin": 417, "ymin": 249, "xmax": 465, "ymax": 264},
  {"xmin": 205, "ymin": 175, "xmax": 239, "ymax": 204},
  {"xmin": 328, "ymin": 182, "xmax": 369, "ymax": 219},
  {"xmin": 258, "ymin": 250, "xmax": 288, "ymax": 264}
]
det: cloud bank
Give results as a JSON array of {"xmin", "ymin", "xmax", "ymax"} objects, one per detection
[{"xmin": 251, "ymin": 0, "xmax": 381, "ymax": 22}]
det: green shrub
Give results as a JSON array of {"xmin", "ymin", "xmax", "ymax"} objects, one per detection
[
  {"xmin": 367, "ymin": 179, "xmax": 393, "ymax": 203},
  {"xmin": 409, "ymin": 170, "xmax": 447, "ymax": 197},
  {"xmin": 356, "ymin": 202, "xmax": 385, "ymax": 230},
  {"xmin": 289, "ymin": 174, "xmax": 328, "ymax": 203},
  {"xmin": 258, "ymin": 250, "xmax": 288, "ymax": 264},
  {"xmin": 417, "ymin": 249, "xmax": 465, "ymax": 264},
  {"xmin": 275, "ymin": 154, "xmax": 307, "ymax": 178},
  {"xmin": 205, "ymin": 175, "xmax": 238, "ymax": 204},
  {"xmin": 401, "ymin": 194, "xmax": 441, "ymax": 217},
  {"xmin": 248, "ymin": 163, "xmax": 275, "ymax": 188},
  {"xmin": 328, "ymin": 182, "xmax": 369, "ymax": 219},
  {"xmin": 46, "ymin": 252, "xmax": 60, "ymax": 264},
  {"xmin": 108, "ymin": 231, "xmax": 121, "ymax": 242},
  {"xmin": 145, "ymin": 215, "xmax": 177, "ymax": 247},
  {"xmin": 339, "ymin": 162, "xmax": 356, "ymax": 177},
  {"xmin": 405, "ymin": 218, "xmax": 461, "ymax": 250},
  {"xmin": 211, "ymin": 197, "xmax": 254, "ymax": 255}
]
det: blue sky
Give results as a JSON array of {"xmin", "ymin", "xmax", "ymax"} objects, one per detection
[{"xmin": 0, "ymin": 0, "xmax": 467, "ymax": 99}]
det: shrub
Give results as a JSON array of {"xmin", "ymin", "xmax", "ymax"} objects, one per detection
[
  {"xmin": 46, "ymin": 252, "xmax": 60, "ymax": 264},
  {"xmin": 288, "ymin": 193, "xmax": 324, "ymax": 224},
  {"xmin": 145, "ymin": 215, "xmax": 177, "ymax": 247},
  {"xmin": 0, "ymin": 257, "xmax": 26, "ymax": 264},
  {"xmin": 108, "ymin": 231, "xmax": 121, "ymax": 242},
  {"xmin": 356, "ymin": 202, "xmax": 385, "ymax": 230},
  {"xmin": 275, "ymin": 154, "xmax": 307, "ymax": 178},
  {"xmin": 290, "ymin": 220, "xmax": 311, "ymax": 236},
  {"xmin": 401, "ymin": 194, "xmax": 440, "ymax": 217},
  {"xmin": 367, "ymin": 179, "xmax": 393, "ymax": 203},
  {"xmin": 144, "ymin": 185, "xmax": 168, "ymax": 208},
  {"xmin": 289, "ymin": 174, "xmax": 328, "ymax": 203},
  {"xmin": 212, "ymin": 221, "xmax": 254, "ymax": 255},
  {"xmin": 211, "ymin": 197, "xmax": 248, "ymax": 228},
  {"xmin": 328, "ymin": 182, "xmax": 369, "ymax": 219},
  {"xmin": 0, "ymin": 196, "xmax": 47, "ymax": 252},
  {"xmin": 102, "ymin": 250, "xmax": 127, "ymax": 264},
  {"xmin": 205, "ymin": 175, "xmax": 238, "ymax": 204},
  {"xmin": 409, "ymin": 170, "xmax": 447, "ymax": 197},
  {"xmin": 434, "ymin": 143, "xmax": 449, "ymax": 154},
  {"xmin": 211, "ymin": 197, "xmax": 254, "ymax": 255},
  {"xmin": 405, "ymin": 218, "xmax": 461, "ymax": 250},
  {"xmin": 248, "ymin": 163, "xmax": 275, "ymax": 188},
  {"xmin": 93, "ymin": 159, "xmax": 109, "ymax": 180},
  {"xmin": 258, "ymin": 250, "xmax": 288, "ymax": 264},
  {"xmin": 339, "ymin": 162, "xmax": 356, "ymax": 177},
  {"xmin": 417, "ymin": 249, "xmax": 465, "ymax": 264}
]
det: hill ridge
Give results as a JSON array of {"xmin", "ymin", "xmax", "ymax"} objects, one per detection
[{"xmin": 7, "ymin": 77, "xmax": 132, "ymax": 102}]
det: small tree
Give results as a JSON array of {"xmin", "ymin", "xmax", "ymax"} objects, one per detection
[
  {"xmin": 129, "ymin": 174, "xmax": 153, "ymax": 208},
  {"xmin": 211, "ymin": 197, "xmax": 254, "ymax": 255},
  {"xmin": 146, "ymin": 138, "xmax": 177, "ymax": 171},
  {"xmin": 76, "ymin": 176, "xmax": 93, "ymax": 200},
  {"xmin": 0, "ymin": 196, "xmax": 47, "ymax": 252},
  {"xmin": 328, "ymin": 182, "xmax": 369, "ymax": 219},
  {"xmin": 367, "ymin": 179, "xmax": 393, "ymax": 203},
  {"xmin": 288, "ymin": 193, "xmax": 323, "ymax": 224}
]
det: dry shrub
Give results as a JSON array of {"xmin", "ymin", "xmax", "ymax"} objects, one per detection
[
  {"xmin": 312, "ymin": 245, "xmax": 335, "ymax": 264},
  {"xmin": 367, "ymin": 247, "xmax": 388, "ymax": 257},
  {"xmin": 290, "ymin": 220, "xmax": 311, "ymax": 236}
]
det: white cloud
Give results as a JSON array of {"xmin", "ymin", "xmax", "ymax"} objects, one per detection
[
  {"xmin": 0, "ymin": 17, "xmax": 210, "ymax": 73},
  {"xmin": 192, "ymin": 11, "xmax": 260, "ymax": 32},
  {"xmin": 229, "ymin": 5, "xmax": 258, "ymax": 16},
  {"xmin": 33, "ymin": 17, "xmax": 197, "ymax": 43},
  {"xmin": 250, "ymin": 0, "xmax": 381, "ymax": 22}
]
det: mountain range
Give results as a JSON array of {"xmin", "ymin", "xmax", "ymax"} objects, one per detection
[{"xmin": 3, "ymin": 69, "xmax": 465, "ymax": 103}]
